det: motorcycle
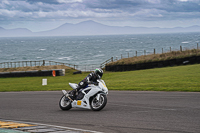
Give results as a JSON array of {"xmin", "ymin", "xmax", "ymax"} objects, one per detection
[{"xmin": 59, "ymin": 79, "xmax": 108, "ymax": 111}]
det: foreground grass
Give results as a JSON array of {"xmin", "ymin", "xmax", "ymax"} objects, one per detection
[
  {"xmin": 0, "ymin": 64, "xmax": 200, "ymax": 92},
  {"xmin": 104, "ymin": 64, "xmax": 200, "ymax": 91}
]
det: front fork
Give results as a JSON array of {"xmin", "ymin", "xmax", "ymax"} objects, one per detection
[{"xmin": 96, "ymin": 93, "xmax": 101, "ymax": 101}]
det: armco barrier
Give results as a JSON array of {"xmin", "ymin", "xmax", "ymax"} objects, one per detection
[
  {"xmin": 0, "ymin": 69, "xmax": 65, "ymax": 78},
  {"xmin": 105, "ymin": 55, "xmax": 200, "ymax": 72}
]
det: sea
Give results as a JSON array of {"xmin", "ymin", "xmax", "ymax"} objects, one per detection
[{"xmin": 0, "ymin": 32, "xmax": 200, "ymax": 70}]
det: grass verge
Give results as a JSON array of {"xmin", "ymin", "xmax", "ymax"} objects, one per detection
[
  {"xmin": 0, "ymin": 64, "xmax": 199, "ymax": 92},
  {"xmin": 0, "ymin": 65, "xmax": 72, "ymax": 72},
  {"xmin": 108, "ymin": 49, "xmax": 200, "ymax": 65}
]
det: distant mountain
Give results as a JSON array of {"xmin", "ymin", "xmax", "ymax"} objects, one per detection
[
  {"xmin": 1, "ymin": 21, "xmax": 200, "ymax": 37},
  {"xmin": 36, "ymin": 21, "xmax": 200, "ymax": 36},
  {"xmin": 0, "ymin": 27, "xmax": 33, "ymax": 37},
  {"xmin": 37, "ymin": 20, "xmax": 117, "ymax": 36}
]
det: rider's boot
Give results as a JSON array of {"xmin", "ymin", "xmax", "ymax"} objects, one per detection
[{"xmin": 69, "ymin": 86, "xmax": 81, "ymax": 100}]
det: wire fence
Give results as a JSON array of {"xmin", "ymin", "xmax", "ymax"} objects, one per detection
[
  {"xmin": 114, "ymin": 43, "xmax": 199, "ymax": 60},
  {"xmin": 0, "ymin": 60, "xmax": 77, "ymax": 69}
]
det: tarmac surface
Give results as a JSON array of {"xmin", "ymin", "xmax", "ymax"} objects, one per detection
[{"xmin": 0, "ymin": 91, "xmax": 200, "ymax": 133}]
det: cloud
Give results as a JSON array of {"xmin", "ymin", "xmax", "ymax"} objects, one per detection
[
  {"xmin": 0, "ymin": 0, "xmax": 200, "ymax": 22},
  {"xmin": 57, "ymin": 0, "xmax": 83, "ymax": 4},
  {"xmin": 26, "ymin": 0, "xmax": 60, "ymax": 4}
]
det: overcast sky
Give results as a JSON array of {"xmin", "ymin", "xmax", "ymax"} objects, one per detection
[{"xmin": 0, "ymin": 0, "xmax": 200, "ymax": 32}]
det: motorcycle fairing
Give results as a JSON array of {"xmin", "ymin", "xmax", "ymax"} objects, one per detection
[{"xmin": 71, "ymin": 85, "xmax": 102, "ymax": 109}]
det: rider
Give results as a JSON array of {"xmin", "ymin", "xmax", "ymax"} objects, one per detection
[{"xmin": 70, "ymin": 68, "xmax": 103, "ymax": 99}]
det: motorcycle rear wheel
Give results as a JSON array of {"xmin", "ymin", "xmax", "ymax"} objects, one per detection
[
  {"xmin": 59, "ymin": 95, "xmax": 72, "ymax": 110},
  {"xmin": 90, "ymin": 94, "xmax": 107, "ymax": 111}
]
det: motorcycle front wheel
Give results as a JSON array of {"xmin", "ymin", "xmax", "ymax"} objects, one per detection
[
  {"xmin": 59, "ymin": 95, "xmax": 72, "ymax": 110},
  {"xmin": 90, "ymin": 94, "xmax": 107, "ymax": 111}
]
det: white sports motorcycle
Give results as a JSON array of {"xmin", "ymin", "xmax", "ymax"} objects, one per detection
[{"xmin": 59, "ymin": 79, "xmax": 108, "ymax": 111}]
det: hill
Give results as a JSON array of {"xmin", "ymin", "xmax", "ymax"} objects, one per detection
[
  {"xmin": 106, "ymin": 49, "xmax": 200, "ymax": 71},
  {"xmin": 108, "ymin": 49, "xmax": 200, "ymax": 66}
]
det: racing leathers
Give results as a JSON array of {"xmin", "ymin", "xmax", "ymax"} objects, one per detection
[{"xmin": 71, "ymin": 72, "xmax": 99, "ymax": 99}]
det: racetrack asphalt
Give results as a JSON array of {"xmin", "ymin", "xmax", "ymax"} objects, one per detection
[{"xmin": 0, "ymin": 91, "xmax": 200, "ymax": 133}]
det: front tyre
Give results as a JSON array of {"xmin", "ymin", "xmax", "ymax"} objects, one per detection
[
  {"xmin": 90, "ymin": 94, "xmax": 107, "ymax": 111},
  {"xmin": 59, "ymin": 95, "xmax": 72, "ymax": 110}
]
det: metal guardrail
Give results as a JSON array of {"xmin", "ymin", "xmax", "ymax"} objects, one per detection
[{"xmin": 100, "ymin": 57, "xmax": 114, "ymax": 68}]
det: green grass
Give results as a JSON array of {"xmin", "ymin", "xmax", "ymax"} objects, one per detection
[
  {"xmin": 0, "ymin": 64, "xmax": 200, "ymax": 92},
  {"xmin": 108, "ymin": 49, "xmax": 200, "ymax": 65}
]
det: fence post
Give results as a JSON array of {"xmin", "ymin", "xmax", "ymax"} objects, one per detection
[
  {"xmin": 128, "ymin": 52, "xmax": 129, "ymax": 58},
  {"xmin": 170, "ymin": 47, "xmax": 171, "ymax": 52},
  {"xmin": 197, "ymin": 43, "xmax": 199, "ymax": 49},
  {"xmin": 121, "ymin": 54, "xmax": 122, "ymax": 59},
  {"xmin": 136, "ymin": 51, "xmax": 137, "ymax": 57},
  {"xmin": 43, "ymin": 60, "xmax": 45, "ymax": 66},
  {"xmin": 180, "ymin": 46, "xmax": 182, "ymax": 52},
  {"xmin": 111, "ymin": 57, "xmax": 113, "ymax": 62},
  {"xmin": 162, "ymin": 48, "xmax": 163, "ymax": 54},
  {"xmin": 154, "ymin": 49, "xmax": 156, "ymax": 54}
]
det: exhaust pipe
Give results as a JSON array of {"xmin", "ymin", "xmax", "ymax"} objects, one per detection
[
  {"xmin": 62, "ymin": 90, "xmax": 68, "ymax": 96},
  {"xmin": 62, "ymin": 90, "xmax": 73, "ymax": 102}
]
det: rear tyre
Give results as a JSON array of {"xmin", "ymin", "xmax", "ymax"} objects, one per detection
[
  {"xmin": 90, "ymin": 94, "xmax": 107, "ymax": 111},
  {"xmin": 59, "ymin": 95, "xmax": 72, "ymax": 110}
]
